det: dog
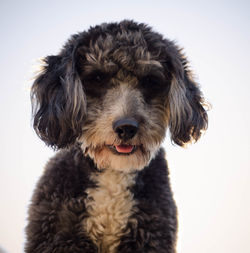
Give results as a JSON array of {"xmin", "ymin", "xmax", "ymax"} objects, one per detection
[{"xmin": 25, "ymin": 20, "xmax": 208, "ymax": 253}]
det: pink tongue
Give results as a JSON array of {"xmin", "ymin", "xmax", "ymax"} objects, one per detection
[{"xmin": 115, "ymin": 145, "xmax": 134, "ymax": 153}]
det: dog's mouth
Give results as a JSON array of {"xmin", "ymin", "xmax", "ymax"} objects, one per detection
[{"xmin": 107, "ymin": 144, "xmax": 138, "ymax": 155}]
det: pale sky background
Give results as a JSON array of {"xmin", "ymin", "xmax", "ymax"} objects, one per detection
[{"xmin": 0, "ymin": 0, "xmax": 250, "ymax": 252}]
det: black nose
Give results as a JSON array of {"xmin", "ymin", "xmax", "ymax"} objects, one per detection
[{"xmin": 113, "ymin": 118, "xmax": 139, "ymax": 141}]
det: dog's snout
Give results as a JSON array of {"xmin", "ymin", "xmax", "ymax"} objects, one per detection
[{"xmin": 113, "ymin": 119, "xmax": 138, "ymax": 141}]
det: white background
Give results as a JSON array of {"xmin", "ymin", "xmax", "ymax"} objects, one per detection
[{"xmin": 0, "ymin": 0, "xmax": 249, "ymax": 252}]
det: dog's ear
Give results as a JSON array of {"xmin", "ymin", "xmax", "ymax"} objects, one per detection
[
  {"xmin": 166, "ymin": 46, "xmax": 208, "ymax": 146},
  {"xmin": 31, "ymin": 49, "xmax": 86, "ymax": 149}
]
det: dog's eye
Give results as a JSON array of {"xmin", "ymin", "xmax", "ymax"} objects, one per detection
[
  {"xmin": 83, "ymin": 71, "xmax": 110, "ymax": 98},
  {"xmin": 141, "ymin": 75, "xmax": 162, "ymax": 88},
  {"xmin": 140, "ymin": 74, "xmax": 167, "ymax": 101},
  {"xmin": 93, "ymin": 74, "xmax": 104, "ymax": 83},
  {"xmin": 92, "ymin": 73, "xmax": 105, "ymax": 83},
  {"xmin": 85, "ymin": 71, "xmax": 107, "ymax": 84}
]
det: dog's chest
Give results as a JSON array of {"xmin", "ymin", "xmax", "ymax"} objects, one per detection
[{"xmin": 84, "ymin": 170, "xmax": 136, "ymax": 253}]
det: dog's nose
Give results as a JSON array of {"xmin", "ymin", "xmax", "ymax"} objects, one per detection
[{"xmin": 113, "ymin": 118, "xmax": 138, "ymax": 141}]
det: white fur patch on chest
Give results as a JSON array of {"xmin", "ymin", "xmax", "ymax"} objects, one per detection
[{"xmin": 84, "ymin": 169, "xmax": 136, "ymax": 253}]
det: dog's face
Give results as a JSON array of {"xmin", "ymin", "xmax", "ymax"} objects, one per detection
[{"xmin": 32, "ymin": 21, "xmax": 208, "ymax": 171}]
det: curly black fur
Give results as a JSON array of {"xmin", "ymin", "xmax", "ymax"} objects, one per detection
[
  {"xmin": 25, "ymin": 146, "xmax": 177, "ymax": 253},
  {"xmin": 26, "ymin": 20, "xmax": 208, "ymax": 253}
]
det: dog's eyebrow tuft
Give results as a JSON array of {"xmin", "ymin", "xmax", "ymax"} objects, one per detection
[
  {"xmin": 82, "ymin": 60, "xmax": 119, "ymax": 76},
  {"xmin": 135, "ymin": 61, "xmax": 164, "ymax": 78},
  {"xmin": 137, "ymin": 60, "xmax": 163, "ymax": 68}
]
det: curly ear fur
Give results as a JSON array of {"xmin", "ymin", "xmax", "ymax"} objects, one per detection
[
  {"xmin": 31, "ymin": 52, "xmax": 86, "ymax": 149},
  {"xmin": 167, "ymin": 49, "xmax": 208, "ymax": 146}
]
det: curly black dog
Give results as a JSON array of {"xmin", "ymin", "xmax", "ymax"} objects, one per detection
[{"xmin": 25, "ymin": 20, "xmax": 208, "ymax": 253}]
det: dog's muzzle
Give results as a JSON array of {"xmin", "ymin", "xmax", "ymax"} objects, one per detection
[
  {"xmin": 108, "ymin": 118, "xmax": 139, "ymax": 155},
  {"xmin": 113, "ymin": 118, "xmax": 139, "ymax": 142}
]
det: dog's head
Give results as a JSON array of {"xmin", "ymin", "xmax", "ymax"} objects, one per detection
[{"xmin": 31, "ymin": 20, "xmax": 208, "ymax": 171}]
